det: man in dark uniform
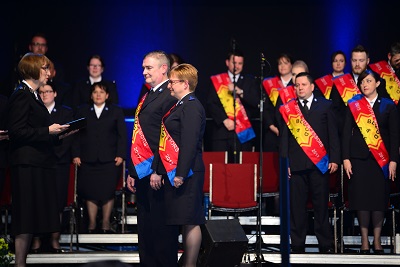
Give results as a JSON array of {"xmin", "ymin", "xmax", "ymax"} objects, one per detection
[
  {"xmin": 126, "ymin": 51, "xmax": 178, "ymax": 266},
  {"xmin": 206, "ymin": 50, "xmax": 260, "ymax": 163},
  {"xmin": 280, "ymin": 72, "xmax": 340, "ymax": 253}
]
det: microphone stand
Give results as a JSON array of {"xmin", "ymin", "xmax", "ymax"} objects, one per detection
[
  {"xmin": 252, "ymin": 53, "xmax": 267, "ymax": 266},
  {"xmin": 232, "ymin": 41, "xmax": 238, "ymax": 163}
]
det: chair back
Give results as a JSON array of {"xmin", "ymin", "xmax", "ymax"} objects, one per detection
[
  {"xmin": 202, "ymin": 151, "xmax": 228, "ymax": 194},
  {"xmin": 115, "ymin": 160, "xmax": 126, "ymax": 191},
  {"xmin": 239, "ymin": 151, "xmax": 279, "ymax": 195},
  {"xmin": 209, "ymin": 163, "xmax": 257, "ymax": 209},
  {"xmin": 67, "ymin": 163, "xmax": 77, "ymax": 207}
]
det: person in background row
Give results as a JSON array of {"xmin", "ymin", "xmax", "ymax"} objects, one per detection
[
  {"xmin": 72, "ymin": 55, "xmax": 119, "ymax": 114},
  {"xmin": 154, "ymin": 63, "xmax": 206, "ymax": 267},
  {"xmin": 72, "ymin": 81, "xmax": 127, "ymax": 234},
  {"xmin": 28, "ymin": 32, "xmax": 66, "ymax": 84},
  {"xmin": 6, "ymin": 53, "xmax": 70, "ymax": 267},
  {"xmin": 331, "ymin": 50, "xmax": 346, "ymax": 77},
  {"xmin": 388, "ymin": 41, "xmax": 400, "ymax": 79},
  {"xmin": 342, "ymin": 69, "xmax": 399, "ymax": 254},
  {"xmin": 127, "ymin": 50, "xmax": 178, "ymax": 266},
  {"xmin": 29, "ymin": 82, "xmax": 74, "ymax": 253},
  {"xmin": 330, "ymin": 45, "xmax": 388, "ymax": 138},
  {"xmin": 262, "ymin": 53, "xmax": 294, "ymax": 153},
  {"xmin": 206, "ymin": 49, "xmax": 260, "ymax": 163}
]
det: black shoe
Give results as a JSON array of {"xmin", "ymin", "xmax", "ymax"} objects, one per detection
[
  {"xmin": 101, "ymin": 229, "xmax": 116, "ymax": 234},
  {"xmin": 372, "ymin": 241, "xmax": 384, "ymax": 254},
  {"xmin": 373, "ymin": 248, "xmax": 384, "ymax": 254},
  {"xmin": 359, "ymin": 249, "xmax": 370, "ymax": 254},
  {"xmin": 88, "ymin": 229, "xmax": 97, "ymax": 234}
]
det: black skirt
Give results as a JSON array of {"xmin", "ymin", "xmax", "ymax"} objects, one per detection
[
  {"xmin": 11, "ymin": 165, "xmax": 60, "ymax": 235},
  {"xmin": 77, "ymin": 161, "xmax": 121, "ymax": 202},
  {"xmin": 164, "ymin": 171, "xmax": 205, "ymax": 225},
  {"xmin": 348, "ymin": 156, "xmax": 390, "ymax": 211}
]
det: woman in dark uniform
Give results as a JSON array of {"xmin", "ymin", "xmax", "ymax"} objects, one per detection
[
  {"xmin": 342, "ymin": 69, "xmax": 399, "ymax": 254},
  {"xmin": 29, "ymin": 82, "xmax": 74, "ymax": 253},
  {"xmin": 155, "ymin": 63, "xmax": 206, "ymax": 267},
  {"xmin": 72, "ymin": 81, "xmax": 127, "ymax": 233},
  {"xmin": 6, "ymin": 53, "xmax": 69, "ymax": 267}
]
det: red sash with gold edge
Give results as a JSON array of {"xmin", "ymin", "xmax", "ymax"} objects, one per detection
[
  {"xmin": 159, "ymin": 105, "xmax": 193, "ymax": 185},
  {"xmin": 332, "ymin": 73, "xmax": 361, "ymax": 106},
  {"xmin": 369, "ymin": 60, "xmax": 400, "ymax": 105},
  {"xmin": 279, "ymin": 99, "xmax": 329, "ymax": 174},
  {"xmin": 131, "ymin": 93, "xmax": 154, "ymax": 179},
  {"xmin": 278, "ymin": 84, "xmax": 296, "ymax": 105},
  {"xmin": 347, "ymin": 94, "xmax": 389, "ymax": 177},
  {"xmin": 211, "ymin": 73, "xmax": 255, "ymax": 143},
  {"xmin": 262, "ymin": 76, "xmax": 280, "ymax": 107},
  {"xmin": 315, "ymin": 74, "xmax": 333, "ymax": 99}
]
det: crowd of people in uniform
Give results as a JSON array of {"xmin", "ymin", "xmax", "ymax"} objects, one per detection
[{"xmin": 1, "ymin": 31, "xmax": 400, "ymax": 266}]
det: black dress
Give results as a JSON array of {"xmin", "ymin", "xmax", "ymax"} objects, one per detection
[{"xmin": 6, "ymin": 84, "xmax": 60, "ymax": 235}]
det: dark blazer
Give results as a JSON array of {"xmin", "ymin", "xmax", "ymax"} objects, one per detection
[
  {"xmin": 280, "ymin": 96, "xmax": 341, "ymax": 172},
  {"xmin": 128, "ymin": 80, "xmax": 177, "ymax": 177},
  {"xmin": 72, "ymin": 103, "xmax": 127, "ymax": 163},
  {"xmin": 154, "ymin": 93, "xmax": 206, "ymax": 176},
  {"xmin": 342, "ymin": 96, "xmax": 399, "ymax": 162},
  {"xmin": 50, "ymin": 104, "xmax": 74, "ymax": 164},
  {"xmin": 72, "ymin": 79, "xmax": 118, "ymax": 112},
  {"xmin": 0, "ymin": 94, "xmax": 8, "ymax": 169},
  {"xmin": 6, "ymin": 83, "xmax": 59, "ymax": 167},
  {"xmin": 206, "ymin": 72, "xmax": 260, "ymax": 141}
]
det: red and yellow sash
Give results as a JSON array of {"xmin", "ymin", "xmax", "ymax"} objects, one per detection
[
  {"xmin": 262, "ymin": 76, "xmax": 281, "ymax": 107},
  {"xmin": 278, "ymin": 84, "xmax": 296, "ymax": 105},
  {"xmin": 369, "ymin": 60, "xmax": 400, "ymax": 105},
  {"xmin": 159, "ymin": 105, "xmax": 193, "ymax": 185},
  {"xmin": 211, "ymin": 73, "xmax": 255, "ymax": 143},
  {"xmin": 279, "ymin": 99, "xmax": 329, "ymax": 174},
  {"xmin": 347, "ymin": 94, "xmax": 389, "ymax": 177},
  {"xmin": 315, "ymin": 74, "xmax": 333, "ymax": 99},
  {"xmin": 131, "ymin": 93, "xmax": 154, "ymax": 179},
  {"xmin": 332, "ymin": 73, "xmax": 361, "ymax": 105}
]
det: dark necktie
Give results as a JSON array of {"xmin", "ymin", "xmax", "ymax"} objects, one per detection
[{"xmin": 302, "ymin": 99, "xmax": 309, "ymax": 114}]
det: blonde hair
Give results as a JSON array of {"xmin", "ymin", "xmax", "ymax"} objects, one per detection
[{"xmin": 169, "ymin": 63, "xmax": 198, "ymax": 91}]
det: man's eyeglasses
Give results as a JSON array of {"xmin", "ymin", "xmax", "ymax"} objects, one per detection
[
  {"xmin": 31, "ymin": 42, "xmax": 47, "ymax": 48},
  {"xmin": 89, "ymin": 64, "xmax": 102, "ymax": 68},
  {"xmin": 168, "ymin": 80, "xmax": 184, "ymax": 85},
  {"xmin": 39, "ymin": 90, "xmax": 54, "ymax": 95}
]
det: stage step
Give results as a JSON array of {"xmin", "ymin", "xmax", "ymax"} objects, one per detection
[{"xmin": 20, "ymin": 251, "xmax": 400, "ymax": 265}]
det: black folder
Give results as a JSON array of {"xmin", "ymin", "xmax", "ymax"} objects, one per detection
[{"xmin": 57, "ymin": 117, "xmax": 86, "ymax": 137}]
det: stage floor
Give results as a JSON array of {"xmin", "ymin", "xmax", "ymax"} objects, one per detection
[{"xmin": 21, "ymin": 250, "xmax": 400, "ymax": 266}]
